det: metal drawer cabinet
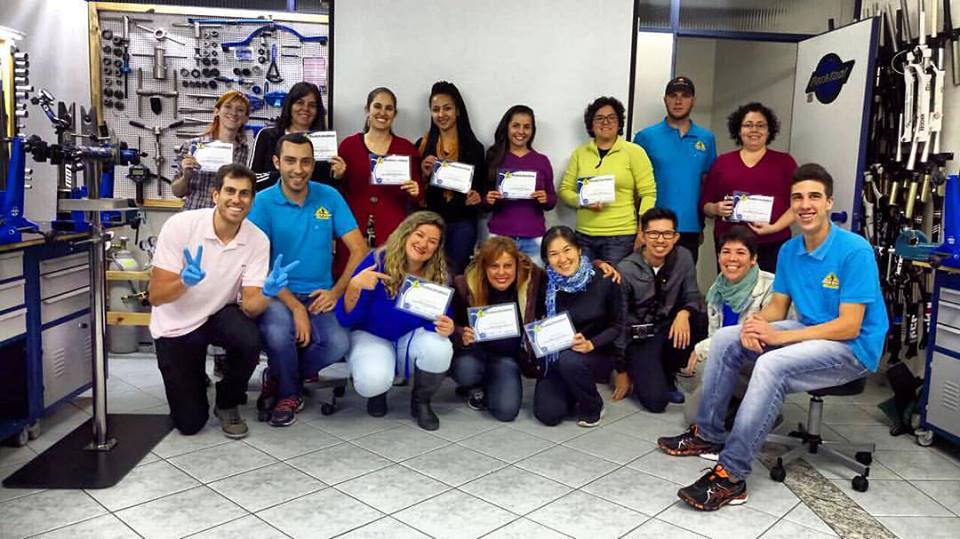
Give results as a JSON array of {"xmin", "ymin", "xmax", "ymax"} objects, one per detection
[
  {"xmin": 41, "ymin": 286, "xmax": 90, "ymax": 326},
  {"xmin": 0, "ymin": 252, "xmax": 23, "ymax": 281},
  {"xmin": 40, "ymin": 313, "xmax": 92, "ymax": 408},
  {"xmin": 0, "ymin": 308, "xmax": 27, "ymax": 343},
  {"xmin": 0, "ymin": 279, "xmax": 26, "ymax": 312}
]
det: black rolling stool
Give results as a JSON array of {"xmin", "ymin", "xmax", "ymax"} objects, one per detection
[{"xmin": 765, "ymin": 377, "xmax": 875, "ymax": 492}]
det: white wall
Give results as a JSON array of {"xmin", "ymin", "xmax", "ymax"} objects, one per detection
[
  {"xmin": 631, "ymin": 31, "xmax": 675, "ymax": 133},
  {"xmin": 673, "ymin": 37, "xmax": 717, "ymax": 132},
  {"xmin": 334, "ymin": 0, "xmax": 636, "ymax": 228}
]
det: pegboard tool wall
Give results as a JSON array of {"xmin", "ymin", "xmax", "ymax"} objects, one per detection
[{"xmin": 89, "ymin": 3, "xmax": 329, "ymax": 203}]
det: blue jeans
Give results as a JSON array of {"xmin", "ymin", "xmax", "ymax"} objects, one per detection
[
  {"xmin": 575, "ymin": 232, "xmax": 636, "ymax": 265},
  {"xmin": 257, "ymin": 297, "xmax": 351, "ymax": 399},
  {"xmin": 346, "ymin": 328, "xmax": 453, "ymax": 398},
  {"xmin": 450, "ymin": 351, "xmax": 523, "ymax": 422},
  {"xmin": 694, "ymin": 321, "xmax": 869, "ymax": 480},
  {"xmin": 490, "ymin": 234, "xmax": 542, "ymax": 267},
  {"xmin": 445, "ymin": 219, "xmax": 478, "ymax": 275}
]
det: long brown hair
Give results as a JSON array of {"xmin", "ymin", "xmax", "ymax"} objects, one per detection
[
  {"xmin": 466, "ymin": 237, "xmax": 532, "ymax": 307},
  {"xmin": 202, "ymin": 90, "xmax": 250, "ymax": 144},
  {"xmin": 377, "ymin": 211, "xmax": 447, "ymax": 297}
]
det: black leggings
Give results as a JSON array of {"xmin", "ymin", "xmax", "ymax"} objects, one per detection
[{"xmin": 625, "ymin": 314, "xmax": 706, "ymax": 413}]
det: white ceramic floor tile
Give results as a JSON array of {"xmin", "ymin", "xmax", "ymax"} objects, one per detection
[
  {"xmin": 458, "ymin": 425, "xmax": 554, "ymax": 463},
  {"xmin": 208, "ymin": 462, "xmax": 325, "ymax": 512},
  {"xmin": 352, "ymin": 425, "xmax": 450, "ymax": 461},
  {"xmin": 782, "ymin": 502, "xmax": 838, "ymax": 536},
  {"xmin": 515, "ymin": 445, "xmax": 619, "ymax": 488},
  {"xmin": 286, "ymin": 442, "xmax": 392, "ymax": 485},
  {"xmin": 582, "ymin": 467, "xmax": 683, "ymax": 516},
  {"xmin": 561, "ymin": 425, "xmax": 657, "ymax": 465},
  {"xmin": 337, "ymin": 464, "xmax": 449, "ymax": 513},
  {"xmin": 608, "ymin": 413, "xmax": 686, "ymax": 444},
  {"xmin": 188, "ymin": 515, "xmax": 288, "ymax": 538},
  {"xmin": 910, "ymin": 480, "xmax": 960, "ymax": 516},
  {"xmin": 306, "ymin": 406, "xmax": 404, "ymax": 441},
  {"xmin": 658, "ymin": 500, "xmax": 779, "ymax": 539},
  {"xmin": 875, "ymin": 450, "xmax": 960, "ymax": 480},
  {"xmin": 460, "ymin": 465, "xmax": 571, "ymax": 515},
  {"xmin": 483, "ymin": 517, "xmax": 569, "ymax": 538},
  {"xmin": 337, "ymin": 516, "xmax": 431, "ymax": 538},
  {"xmin": 0, "ymin": 463, "xmax": 42, "ymax": 503},
  {"xmin": 426, "ymin": 406, "xmax": 505, "ymax": 442},
  {"xmin": 0, "ymin": 444, "xmax": 37, "ymax": 468},
  {"xmin": 241, "ymin": 420, "xmax": 342, "ymax": 460},
  {"xmin": 257, "ymin": 488, "xmax": 383, "ymax": 538},
  {"xmin": 627, "ymin": 449, "xmax": 715, "ymax": 485},
  {"xmin": 401, "ymin": 444, "xmax": 506, "ymax": 486},
  {"xmin": 800, "ymin": 450, "xmax": 900, "ymax": 480},
  {"xmin": 115, "ymin": 486, "xmax": 246, "ymax": 539},
  {"xmin": 526, "ymin": 490, "xmax": 648, "ymax": 539},
  {"xmin": 152, "ymin": 426, "xmax": 233, "ymax": 459},
  {"xmin": 168, "ymin": 441, "xmax": 276, "ymax": 483},
  {"xmin": 393, "ymin": 490, "xmax": 517, "ymax": 539},
  {"xmin": 621, "ymin": 518, "xmax": 705, "ymax": 538},
  {"xmin": 829, "ymin": 479, "xmax": 952, "ymax": 517},
  {"xmin": 85, "ymin": 460, "xmax": 200, "ymax": 511},
  {"xmin": 0, "ymin": 490, "xmax": 107, "ymax": 538},
  {"xmin": 828, "ymin": 425, "xmax": 927, "ymax": 452},
  {"xmin": 820, "ymin": 401, "xmax": 885, "ymax": 425},
  {"xmin": 759, "ymin": 519, "xmax": 836, "ymax": 538},
  {"xmin": 876, "ymin": 516, "xmax": 960, "ymax": 539},
  {"xmin": 742, "ymin": 471, "xmax": 801, "ymax": 518},
  {"xmin": 507, "ymin": 416, "xmax": 591, "ymax": 444},
  {"xmin": 33, "ymin": 514, "xmax": 139, "ymax": 539}
]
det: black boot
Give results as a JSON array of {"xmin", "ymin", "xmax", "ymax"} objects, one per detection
[
  {"xmin": 411, "ymin": 368, "xmax": 445, "ymax": 431},
  {"xmin": 367, "ymin": 393, "xmax": 388, "ymax": 417}
]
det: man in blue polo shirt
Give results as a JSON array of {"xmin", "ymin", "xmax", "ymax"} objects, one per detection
[
  {"xmin": 657, "ymin": 163, "xmax": 887, "ymax": 511},
  {"xmin": 248, "ymin": 133, "xmax": 368, "ymax": 426},
  {"xmin": 633, "ymin": 76, "xmax": 716, "ymax": 262}
]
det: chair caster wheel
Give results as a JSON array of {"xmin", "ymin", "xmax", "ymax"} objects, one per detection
[
  {"xmin": 852, "ymin": 475, "xmax": 869, "ymax": 492},
  {"xmin": 770, "ymin": 465, "xmax": 786, "ymax": 482},
  {"xmin": 321, "ymin": 403, "xmax": 335, "ymax": 416},
  {"xmin": 915, "ymin": 429, "xmax": 934, "ymax": 447},
  {"xmin": 855, "ymin": 451, "xmax": 872, "ymax": 466}
]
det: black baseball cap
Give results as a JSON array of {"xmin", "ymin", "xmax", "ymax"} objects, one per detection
[{"xmin": 665, "ymin": 76, "xmax": 695, "ymax": 96}]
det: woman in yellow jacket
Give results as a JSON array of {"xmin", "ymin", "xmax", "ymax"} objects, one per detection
[{"xmin": 559, "ymin": 96, "xmax": 657, "ymax": 264}]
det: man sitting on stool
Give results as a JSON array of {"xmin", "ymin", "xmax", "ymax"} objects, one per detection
[
  {"xmin": 657, "ymin": 163, "xmax": 888, "ymax": 511},
  {"xmin": 613, "ymin": 207, "xmax": 704, "ymax": 411},
  {"xmin": 149, "ymin": 164, "xmax": 290, "ymax": 438}
]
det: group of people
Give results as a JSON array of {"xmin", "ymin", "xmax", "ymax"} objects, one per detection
[{"xmin": 148, "ymin": 76, "xmax": 888, "ymax": 512}]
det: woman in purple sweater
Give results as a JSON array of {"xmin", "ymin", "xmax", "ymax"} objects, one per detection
[{"xmin": 484, "ymin": 105, "xmax": 557, "ymax": 266}]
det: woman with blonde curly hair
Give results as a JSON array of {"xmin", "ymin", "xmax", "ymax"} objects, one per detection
[{"xmin": 335, "ymin": 211, "xmax": 454, "ymax": 430}]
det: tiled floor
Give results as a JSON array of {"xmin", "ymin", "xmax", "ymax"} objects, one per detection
[{"xmin": 2, "ymin": 356, "xmax": 960, "ymax": 538}]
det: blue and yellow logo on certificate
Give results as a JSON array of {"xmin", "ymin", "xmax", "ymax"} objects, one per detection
[
  {"xmin": 695, "ymin": 140, "xmax": 706, "ymax": 152},
  {"xmin": 822, "ymin": 272, "xmax": 840, "ymax": 289},
  {"xmin": 314, "ymin": 206, "xmax": 331, "ymax": 220}
]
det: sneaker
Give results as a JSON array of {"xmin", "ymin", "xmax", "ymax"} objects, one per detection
[
  {"xmin": 657, "ymin": 425, "xmax": 724, "ymax": 457},
  {"xmin": 577, "ymin": 405, "xmax": 606, "ymax": 428},
  {"xmin": 677, "ymin": 464, "xmax": 748, "ymax": 511},
  {"xmin": 256, "ymin": 367, "xmax": 278, "ymax": 417},
  {"xmin": 269, "ymin": 396, "xmax": 303, "ymax": 427},
  {"xmin": 667, "ymin": 388, "xmax": 686, "ymax": 404},
  {"xmin": 467, "ymin": 389, "xmax": 486, "ymax": 411},
  {"xmin": 214, "ymin": 406, "xmax": 249, "ymax": 439}
]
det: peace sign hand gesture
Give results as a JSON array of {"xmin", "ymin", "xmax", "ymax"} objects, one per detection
[
  {"xmin": 263, "ymin": 254, "xmax": 301, "ymax": 297},
  {"xmin": 181, "ymin": 245, "xmax": 206, "ymax": 287}
]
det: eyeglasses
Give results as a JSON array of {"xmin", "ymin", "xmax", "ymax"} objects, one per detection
[
  {"xmin": 644, "ymin": 230, "xmax": 677, "ymax": 240},
  {"xmin": 741, "ymin": 122, "xmax": 768, "ymax": 131},
  {"xmin": 593, "ymin": 114, "xmax": 619, "ymax": 124}
]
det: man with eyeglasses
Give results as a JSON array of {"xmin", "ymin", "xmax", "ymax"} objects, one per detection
[
  {"xmin": 633, "ymin": 77, "xmax": 716, "ymax": 263},
  {"xmin": 612, "ymin": 207, "xmax": 705, "ymax": 411}
]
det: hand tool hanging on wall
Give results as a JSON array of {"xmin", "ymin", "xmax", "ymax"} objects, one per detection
[
  {"xmin": 101, "ymin": 15, "xmax": 152, "ymax": 95},
  {"xmin": 265, "ymin": 43, "xmax": 283, "ymax": 83},
  {"xmin": 132, "ymin": 47, "xmax": 187, "ymax": 81},
  {"xmin": 128, "ymin": 119, "xmax": 184, "ymax": 197},
  {"xmin": 135, "ymin": 23, "xmax": 188, "ymax": 46},
  {"xmin": 135, "ymin": 68, "xmax": 180, "ymax": 118},
  {"xmin": 220, "ymin": 23, "xmax": 328, "ymax": 50},
  {"xmin": 172, "ymin": 21, "xmax": 223, "ymax": 68}
]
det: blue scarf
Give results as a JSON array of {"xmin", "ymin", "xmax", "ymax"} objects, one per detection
[
  {"xmin": 705, "ymin": 265, "xmax": 759, "ymax": 314},
  {"xmin": 544, "ymin": 255, "xmax": 594, "ymax": 366}
]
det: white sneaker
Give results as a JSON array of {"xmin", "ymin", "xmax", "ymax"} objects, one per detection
[{"xmin": 577, "ymin": 405, "xmax": 606, "ymax": 428}]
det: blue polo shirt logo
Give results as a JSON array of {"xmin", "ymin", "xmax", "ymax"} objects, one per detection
[
  {"xmin": 821, "ymin": 272, "xmax": 839, "ymax": 289},
  {"xmin": 695, "ymin": 140, "xmax": 706, "ymax": 152},
  {"xmin": 315, "ymin": 206, "xmax": 331, "ymax": 220}
]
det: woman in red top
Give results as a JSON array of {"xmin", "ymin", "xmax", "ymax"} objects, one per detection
[
  {"xmin": 335, "ymin": 87, "xmax": 423, "ymax": 274},
  {"xmin": 700, "ymin": 102, "xmax": 797, "ymax": 272}
]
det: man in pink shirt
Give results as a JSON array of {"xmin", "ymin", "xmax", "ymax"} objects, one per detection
[{"xmin": 148, "ymin": 164, "xmax": 293, "ymax": 438}]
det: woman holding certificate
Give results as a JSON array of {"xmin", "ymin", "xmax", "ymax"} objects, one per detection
[
  {"xmin": 336, "ymin": 211, "xmax": 454, "ymax": 431},
  {"xmin": 417, "ymin": 81, "xmax": 485, "ymax": 275},
  {"xmin": 171, "ymin": 90, "xmax": 251, "ymax": 210},
  {"xmin": 533, "ymin": 226, "xmax": 625, "ymax": 428},
  {"xmin": 249, "ymin": 82, "xmax": 344, "ymax": 190},
  {"xmin": 335, "ymin": 87, "xmax": 423, "ymax": 272},
  {"xmin": 559, "ymin": 97, "xmax": 657, "ymax": 265},
  {"xmin": 483, "ymin": 105, "xmax": 557, "ymax": 267},
  {"xmin": 700, "ymin": 102, "xmax": 797, "ymax": 271}
]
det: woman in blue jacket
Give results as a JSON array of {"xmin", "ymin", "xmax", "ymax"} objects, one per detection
[{"xmin": 336, "ymin": 211, "xmax": 454, "ymax": 431}]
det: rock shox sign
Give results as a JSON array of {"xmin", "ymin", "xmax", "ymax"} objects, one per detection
[{"xmin": 805, "ymin": 53, "xmax": 855, "ymax": 104}]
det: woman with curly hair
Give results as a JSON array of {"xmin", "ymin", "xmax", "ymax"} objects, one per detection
[
  {"xmin": 335, "ymin": 211, "xmax": 454, "ymax": 430},
  {"xmin": 558, "ymin": 96, "xmax": 656, "ymax": 265},
  {"xmin": 700, "ymin": 102, "xmax": 797, "ymax": 271}
]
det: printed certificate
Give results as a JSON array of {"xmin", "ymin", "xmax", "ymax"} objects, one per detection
[
  {"xmin": 369, "ymin": 154, "xmax": 411, "ymax": 185},
  {"xmin": 524, "ymin": 312, "xmax": 576, "ymax": 358},
  {"xmin": 727, "ymin": 192, "xmax": 774, "ymax": 223},
  {"xmin": 192, "ymin": 141, "xmax": 234, "ymax": 173},
  {"xmin": 395, "ymin": 275, "xmax": 454, "ymax": 320},
  {"xmin": 497, "ymin": 170, "xmax": 537, "ymax": 199},
  {"xmin": 307, "ymin": 131, "xmax": 338, "ymax": 161},
  {"xmin": 577, "ymin": 175, "xmax": 616, "ymax": 206},
  {"xmin": 431, "ymin": 160, "xmax": 474, "ymax": 193},
  {"xmin": 468, "ymin": 303, "xmax": 520, "ymax": 342}
]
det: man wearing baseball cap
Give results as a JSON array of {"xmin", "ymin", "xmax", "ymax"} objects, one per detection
[{"xmin": 633, "ymin": 76, "xmax": 717, "ymax": 263}]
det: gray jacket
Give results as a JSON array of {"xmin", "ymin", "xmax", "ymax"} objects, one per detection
[{"xmin": 617, "ymin": 246, "xmax": 702, "ymax": 345}]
